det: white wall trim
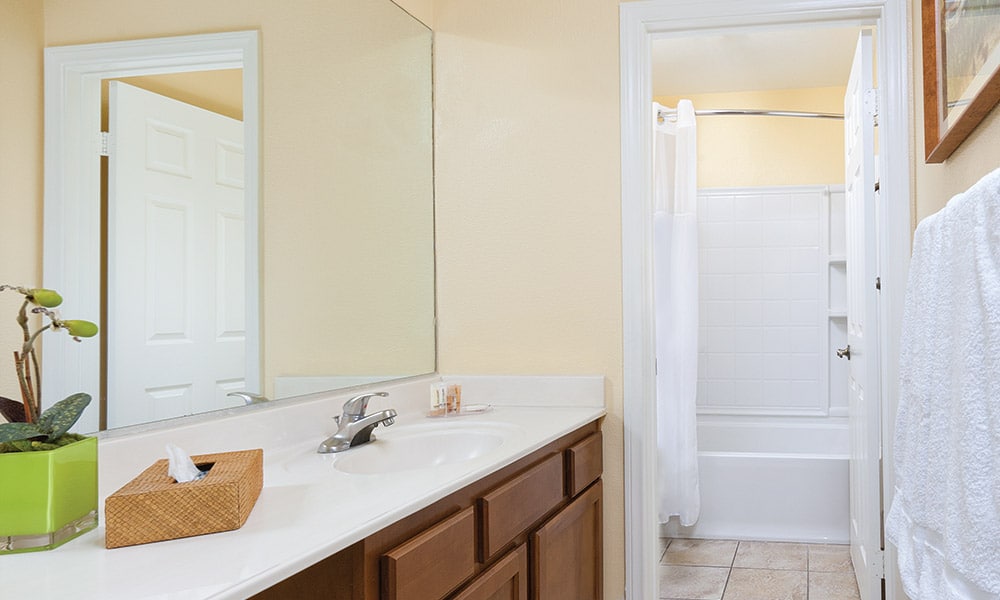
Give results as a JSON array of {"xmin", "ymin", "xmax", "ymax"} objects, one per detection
[
  {"xmin": 620, "ymin": 2, "xmax": 911, "ymax": 598},
  {"xmin": 43, "ymin": 31, "xmax": 261, "ymax": 432}
]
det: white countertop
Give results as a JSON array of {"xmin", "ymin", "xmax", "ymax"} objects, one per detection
[{"xmin": 1, "ymin": 375, "xmax": 605, "ymax": 599}]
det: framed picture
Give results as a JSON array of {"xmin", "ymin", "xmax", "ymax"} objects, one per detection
[{"xmin": 923, "ymin": 0, "xmax": 1000, "ymax": 163}]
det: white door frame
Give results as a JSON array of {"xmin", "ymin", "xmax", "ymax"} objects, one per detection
[
  {"xmin": 43, "ymin": 32, "xmax": 260, "ymax": 432},
  {"xmin": 619, "ymin": 2, "xmax": 912, "ymax": 598}
]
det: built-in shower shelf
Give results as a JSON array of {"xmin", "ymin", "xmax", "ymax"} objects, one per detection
[
  {"xmin": 828, "ymin": 256, "xmax": 846, "ymax": 265},
  {"xmin": 828, "ymin": 310, "xmax": 848, "ymax": 319}
]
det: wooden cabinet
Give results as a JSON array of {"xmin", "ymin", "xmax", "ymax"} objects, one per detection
[
  {"xmin": 382, "ymin": 506, "xmax": 477, "ymax": 600},
  {"xmin": 451, "ymin": 544, "xmax": 528, "ymax": 600},
  {"xmin": 532, "ymin": 480, "xmax": 603, "ymax": 600},
  {"xmin": 479, "ymin": 453, "xmax": 565, "ymax": 561},
  {"xmin": 254, "ymin": 422, "xmax": 602, "ymax": 600}
]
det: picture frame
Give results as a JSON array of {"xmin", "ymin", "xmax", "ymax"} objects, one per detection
[{"xmin": 922, "ymin": 0, "xmax": 1000, "ymax": 163}]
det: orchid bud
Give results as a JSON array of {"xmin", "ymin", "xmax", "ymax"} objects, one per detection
[
  {"xmin": 28, "ymin": 288, "xmax": 63, "ymax": 307},
  {"xmin": 61, "ymin": 320, "xmax": 98, "ymax": 338}
]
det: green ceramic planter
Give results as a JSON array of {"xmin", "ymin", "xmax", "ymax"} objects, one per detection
[{"xmin": 0, "ymin": 435, "xmax": 98, "ymax": 553}]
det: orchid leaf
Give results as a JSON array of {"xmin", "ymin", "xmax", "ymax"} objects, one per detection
[
  {"xmin": 0, "ymin": 422, "xmax": 45, "ymax": 444},
  {"xmin": 37, "ymin": 393, "xmax": 91, "ymax": 441}
]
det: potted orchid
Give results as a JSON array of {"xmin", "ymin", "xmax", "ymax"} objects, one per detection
[{"xmin": 0, "ymin": 284, "xmax": 99, "ymax": 554}]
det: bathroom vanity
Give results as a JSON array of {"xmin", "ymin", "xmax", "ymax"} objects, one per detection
[
  {"xmin": 254, "ymin": 422, "xmax": 603, "ymax": 600},
  {"xmin": 2, "ymin": 375, "xmax": 605, "ymax": 600}
]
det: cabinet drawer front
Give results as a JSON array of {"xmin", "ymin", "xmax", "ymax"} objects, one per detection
[
  {"xmin": 479, "ymin": 453, "xmax": 565, "ymax": 560},
  {"xmin": 450, "ymin": 544, "xmax": 528, "ymax": 600},
  {"xmin": 382, "ymin": 506, "xmax": 476, "ymax": 600},
  {"xmin": 566, "ymin": 432, "xmax": 603, "ymax": 497}
]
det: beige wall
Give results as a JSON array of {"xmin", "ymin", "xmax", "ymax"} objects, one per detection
[
  {"xmin": 432, "ymin": 0, "xmax": 625, "ymax": 595},
  {"xmin": 0, "ymin": 1, "xmax": 44, "ymax": 412},
  {"xmin": 112, "ymin": 70, "xmax": 244, "ymax": 121},
  {"xmin": 42, "ymin": 0, "xmax": 436, "ymax": 399},
  {"xmin": 911, "ymin": 0, "xmax": 1000, "ymax": 223},
  {"xmin": 657, "ymin": 87, "xmax": 846, "ymax": 187},
  {"xmin": 394, "ymin": 0, "xmax": 433, "ymax": 27}
]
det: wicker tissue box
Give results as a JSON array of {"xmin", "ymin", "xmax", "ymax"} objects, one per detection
[{"xmin": 105, "ymin": 448, "xmax": 263, "ymax": 549}]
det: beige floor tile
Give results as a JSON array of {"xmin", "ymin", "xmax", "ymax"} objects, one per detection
[
  {"xmin": 722, "ymin": 568, "xmax": 807, "ymax": 600},
  {"xmin": 663, "ymin": 538, "xmax": 739, "ymax": 567},
  {"xmin": 659, "ymin": 565, "xmax": 730, "ymax": 600},
  {"xmin": 809, "ymin": 571, "xmax": 861, "ymax": 600},
  {"xmin": 733, "ymin": 541, "xmax": 808, "ymax": 570},
  {"xmin": 808, "ymin": 544, "xmax": 853, "ymax": 572}
]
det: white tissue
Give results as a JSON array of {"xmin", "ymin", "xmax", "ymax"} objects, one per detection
[{"xmin": 166, "ymin": 444, "xmax": 206, "ymax": 483}]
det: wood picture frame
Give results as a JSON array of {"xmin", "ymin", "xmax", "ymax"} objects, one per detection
[{"xmin": 923, "ymin": 0, "xmax": 1000, "ymax": 163}]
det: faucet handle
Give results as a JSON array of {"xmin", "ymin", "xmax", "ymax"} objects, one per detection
[
  {"xmin": 341, "ymin": 391, "xmax": 389, "ymax": 419},
  {"xmin": 227, "ymin": 391, "xmax": 270, "ymax": 405}
]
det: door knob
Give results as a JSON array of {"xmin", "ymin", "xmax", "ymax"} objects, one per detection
[{"xmin": 836, "ymin": 345, "xmax": 851, "ymax": 360}]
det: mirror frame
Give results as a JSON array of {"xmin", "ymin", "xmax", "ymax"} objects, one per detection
[{"xmin": 42, "ymin": 31, "xmax": 261, "ymax": 432}]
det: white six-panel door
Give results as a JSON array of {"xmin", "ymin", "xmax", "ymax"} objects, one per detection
[
  {"xmin": 107, "ymin": 81, "xmax": 251, "ymax": 428},
  {"xmin": 844, "ymin": 30, "xmax": 883, "ymax": 600}
]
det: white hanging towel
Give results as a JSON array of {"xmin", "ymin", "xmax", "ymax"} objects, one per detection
[
  {"xmin": 886, "ymin": 167, "xmax": 1000, "ymax": 599},
  {"xmin": 653, "ymin": 100, "xmax": 700, "ymax": 526}
]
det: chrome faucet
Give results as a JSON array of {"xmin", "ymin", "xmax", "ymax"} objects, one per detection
[{"xmin": 318, "ymin": 392, "xmax": 397, "ymax": 454}]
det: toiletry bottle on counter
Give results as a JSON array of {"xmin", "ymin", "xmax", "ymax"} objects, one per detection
[
  {"xmin": 446, "ymin": 383, "xmax": 462, "ymax": 414},
  {"xmin": 430, "ymin": 383, "xmax": 447, "ymax": 416}
]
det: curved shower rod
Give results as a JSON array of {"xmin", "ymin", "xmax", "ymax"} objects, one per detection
[{"xmin": 658, "ymin": 108, "xmax": 844, "ymax": 120}]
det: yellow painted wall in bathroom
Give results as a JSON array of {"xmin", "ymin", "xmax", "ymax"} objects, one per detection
[
  {"xmin": 431, "ymin": 0, "xmax": 626, "ymax": 596},
  {"xmin": 110, "ymin": 70, "xmax": 244, "ymax": 122},
  {"xmin": 656, "ymin": 87, "xmax": 847, "ymax": 188},
  {"xmin": 0, "ymin": 0, "xmax": 44, "ymax": 415},
  {"xmin": 394, "ymin": 0, "xmax": 434, "ymax": 27}
]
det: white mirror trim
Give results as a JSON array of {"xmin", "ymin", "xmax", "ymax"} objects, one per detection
[{"xmin": 43, "ymin": 31, "xmax": 260, "ymax": 432}]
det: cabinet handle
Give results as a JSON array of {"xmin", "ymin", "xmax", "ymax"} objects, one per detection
[{"xmin": 836, "ymin": 345, "xmax": 851, "ymax": 360}]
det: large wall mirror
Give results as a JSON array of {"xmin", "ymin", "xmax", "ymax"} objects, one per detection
[{"xmin": 41, "ymin": 1, "xmax": 435, "ymax": 432}]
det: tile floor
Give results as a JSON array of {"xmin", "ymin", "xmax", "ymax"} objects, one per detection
[{"xmin": 659, "ymin": 538, "xmax": 861, "ymax": 600}]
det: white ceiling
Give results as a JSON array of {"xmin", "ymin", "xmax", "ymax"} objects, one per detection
[{"xmin": 652, "ymin": 25, "xmax": 864, "ymax": 96}]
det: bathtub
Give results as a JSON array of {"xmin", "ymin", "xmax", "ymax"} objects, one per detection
[{"xmin": 661, "ymin": 419, "xmax": 850, "ymax": 543}]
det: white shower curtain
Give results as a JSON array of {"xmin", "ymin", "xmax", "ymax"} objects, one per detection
[{"xmin": 653, "ymin": 100, "xmax": 700, "ymax": 526}]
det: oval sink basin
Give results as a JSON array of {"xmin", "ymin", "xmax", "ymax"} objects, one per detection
[{"xmin": 334, "ymin": 426, "xmax": 509, "ymax": 474}]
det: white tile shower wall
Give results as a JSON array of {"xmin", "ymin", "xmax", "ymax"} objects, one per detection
[{"xmin": 696, "ymin": 186, "xmax": 847, "ymax": 417}]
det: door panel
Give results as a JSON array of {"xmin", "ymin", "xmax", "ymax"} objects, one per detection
[
  {"xmin": 108, "ymin": 81, "xmax": 253, "ymax": 428},
  {"xmin": 843, "ymin": 30, "xmax": 882, "ymax": 600}
]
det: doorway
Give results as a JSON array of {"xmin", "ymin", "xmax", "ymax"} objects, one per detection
[{"xmin": 620, "ymin": 2, "xmax": 912, "ymax": 599}]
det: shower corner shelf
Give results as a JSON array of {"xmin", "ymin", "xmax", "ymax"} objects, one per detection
[
  {"xmin": 828, "ymin": 309, "xmax": 848, "ymax": 319},
  {"xmin": 828, "ymin": 255, "xmax": 847, "ymax": 265}
]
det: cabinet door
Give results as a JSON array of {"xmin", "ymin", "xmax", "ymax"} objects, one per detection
[
  {"xmin": 532, "ymin": 480, "xmax": 602, "ymax": 600},
  {"xmin": 450, "ymin": 544, "xmax": 528, "ymax": 600}
]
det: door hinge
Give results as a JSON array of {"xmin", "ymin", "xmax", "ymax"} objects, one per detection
[
  {"xmin": 872, "ymin": 548, "xmax": 886, "ymax": 579},
  {"xmin": 865, "ymin": 88, "xmax": 879, "ymax": 127},
  {"xmin": 875, "ymin": 277, "xmax": 881, "ymax": 291},
  {"xmin": 99, "ymin": 131, "xmax": 110, "ymax": 157}
]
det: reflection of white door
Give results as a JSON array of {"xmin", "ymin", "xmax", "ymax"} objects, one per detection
[
  {"xmin": 843, "ymin": 31, "xmax": 882, "ymax": 600},
  {"xmin": 107, "ymin": 81, "xmax": 253, "ymax": 428}
]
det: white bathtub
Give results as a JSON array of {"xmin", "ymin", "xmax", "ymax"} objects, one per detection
[{"xmin": 661, "ymin": 419, "xmax": 850, "ymax": 543}]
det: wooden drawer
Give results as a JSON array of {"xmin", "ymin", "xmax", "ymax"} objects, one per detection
[
  {"xmin": 450, "ymin": 544, "xmax": 528, "ymax": 600},
  {"xmin": 382, "ymin": 506, "xmax": 476, "ymax": 600},
  {"xmin": 479, "ymin": 453, "xmax": 565, "ymax": 561},
  {"xmin": 565, "ymin": 432, "xmax": 602, "ymax": 497}
]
